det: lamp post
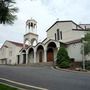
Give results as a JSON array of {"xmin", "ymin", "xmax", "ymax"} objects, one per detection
[{"xmin": 81, "ymin": 35, "xmax": 85, "ymax": 71}]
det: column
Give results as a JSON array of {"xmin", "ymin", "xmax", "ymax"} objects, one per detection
[
  {"xmin": 26, "ymin": 54, "xmax": 28, "ymax": 64},
  {"xmin": 34, "ymin": 50, "xmax": 36, "ymax": 63},
  {"xmin": 20, "ymin": 54, "xmax": 23, "ymax": 64},
  {"xmin": 44, "ymin": 49, "xmax": 47, "ymax": 62}
]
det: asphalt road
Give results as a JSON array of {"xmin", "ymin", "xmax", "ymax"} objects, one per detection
[{"xmin": 0, "ymin": 65, "xmax": 90, "ymax": 90}]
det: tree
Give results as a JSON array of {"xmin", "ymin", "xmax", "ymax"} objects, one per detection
[
  {"xmin": 0, "ymin": 0, "xmax": 18, "ymax": 25},
  {"xmin": 83, "ymin": 33, "xmax": 90, "ymax": 55},
  {"xmin": 81, "ymin": 33, "xmax": 90, "ymax": 70},
  {"xmin": 56, "ymin": 47, "xmax": 70, "ymax": 68}
]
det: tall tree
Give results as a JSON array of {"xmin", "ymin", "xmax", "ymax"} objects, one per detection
[
  {"xmin": 83, "ymin": 33, "xmax": 90, "ymax": 55},
  {"xmin": 0, "ymin": 0, "xmax": 18, "ymax": 25}
]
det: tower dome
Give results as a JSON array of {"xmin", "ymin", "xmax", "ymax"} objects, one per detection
[{"xmin": 26, "ymin": 18, "xmax": 37, "ymax": 33}]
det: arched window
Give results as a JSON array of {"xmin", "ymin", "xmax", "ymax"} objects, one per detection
[{"xmin": 57, "ymin": 29, "xmax": 60, "ymax": 40}]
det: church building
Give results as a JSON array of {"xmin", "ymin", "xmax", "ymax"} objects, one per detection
[{"xmin": 0, "ymin": 18, "xmax": 90, "ymax": 65}]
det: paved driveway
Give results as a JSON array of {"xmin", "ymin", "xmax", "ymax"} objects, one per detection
[{"xmin": 0, "ymin": 65, "xmax": 90, "ymax": 90}]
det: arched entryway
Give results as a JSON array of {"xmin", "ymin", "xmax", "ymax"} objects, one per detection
[
  {"xmin": 36, "ymin": 45, "xmax": 44, "ymax": 63},
  {"xmin": 47, "ymin": 42, "xmax": 57, "ymax": 62},
  {"xmin": 47, "ymin": 48, "xmax": 54, "ymax": 62},
  {"xmin": 28, "ymin": 48, "xmax": 34, "ymax": 63},
  {"xmin": 22, "ymin": 50, "xmax": 26, "ymax": 64}
]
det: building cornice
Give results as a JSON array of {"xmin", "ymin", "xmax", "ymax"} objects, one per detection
[{"xmin": 24, "ymin": 32, "xmax": 38, "ymax": 36}]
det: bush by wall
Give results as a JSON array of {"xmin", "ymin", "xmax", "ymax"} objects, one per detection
[
  {"xmin": 85, "ymin": 61, "xmax": 90, "ymax": 70},
  {"xmin": 56, "ymin": 47, "xmax": 71, "ymax": 68}
]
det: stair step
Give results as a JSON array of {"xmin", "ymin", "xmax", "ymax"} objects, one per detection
[{"xmin": 17, "ymin": 62, "xmax": 54, "ymax": 67}]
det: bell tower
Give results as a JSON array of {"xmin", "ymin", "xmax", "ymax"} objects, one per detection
[{"xmin": 23, "ymin": 18, "xmax": 38, "ymax": 48}]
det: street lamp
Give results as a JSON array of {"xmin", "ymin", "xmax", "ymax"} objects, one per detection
[{"xmin": 81, "ymin": 35, "xmax": 85, "ymax": 71}]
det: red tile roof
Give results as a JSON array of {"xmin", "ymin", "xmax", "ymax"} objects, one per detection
[
  {"xmin": 0, "ymin": 40, "xmax": 29, "ymax": 49},
  {"xmin": 8, "ymin": 40, "xmax": 28, "ymax": 47},
  {"xmin": 8, "ymin": 41, "xmax": 23, "ymax": 47}
]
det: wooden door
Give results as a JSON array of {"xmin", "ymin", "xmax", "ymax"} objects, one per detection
[{"xmin": 47, "ymin": 48, "xmax": 53, "ymax": 62}]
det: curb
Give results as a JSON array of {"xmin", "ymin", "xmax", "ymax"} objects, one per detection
[
  {"xmin": 51, "ymin": 66, "xmax": 90, "ymax": 73},
  {"xmin": 0, "ymin": 82, "xmax": 26, "ymax": 90},
  {"xmin": 0, "ymin": 78, "xmax": 48, "ymax": 90}
]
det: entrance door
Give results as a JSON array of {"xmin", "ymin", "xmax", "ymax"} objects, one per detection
[
  {"xmin": 39, "ymin": 51, "xmax": 42, "ymax": 62},
  {"xmin": 17, "ymin": 55, "xmax": 20, "ymax": 64},
  {"xmin": 23, "ymin": 54, "xmax": 26, "ymax": 64},
  {"xmin": 47, "ymin": 48, "xmax": 54, "ymax": 62}
]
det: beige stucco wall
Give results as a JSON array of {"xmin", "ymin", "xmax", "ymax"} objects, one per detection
[
  {"xmin": 86, "ymin": 54, "xmax": 90, "ymax": 61},
  {"xmin": 0, "ymin": 47, "xmax": 7, "ymax": 59},
  {"xmin": 0, "ymin": 41, "xmax": 22, "ymax": 65},
  {"xmin": 67, "ymin": 42, "xmax": 90, "ymax": 61},
  {"xmin": 47, "ymin": 21, "xmax": 85, "ymax": 42},
  {"xmin": 47, "ymin": 22, "xmax": 72, "ymax": 40},
  {"xmin": 67, "ymin": 42, "xmax": 82, "ymax": 62},
  {"xmin": 15, "ymin": 46, "xmax": 22, "ymax": 64}
]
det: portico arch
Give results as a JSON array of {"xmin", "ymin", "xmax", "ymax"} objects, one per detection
[
  {"xmin": 28, "ymin": 48, "xmax": 34, "ymax": 63},
  {"xmin": 22, "ymin": 50, "xmax": 26, "ymax": 64},
  {"xmin": 47, "ymin": 42, "xmax": 57, "ymax": 62},
  {"xmin": 36, "ymin": 45, "xmax": 44, "ymax": 63}
]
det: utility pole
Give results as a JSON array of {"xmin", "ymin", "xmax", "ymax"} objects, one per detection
[
  {"xmin": 82, "ymin": 40, "xmax": 85, "ymax": 70},
  {"xmin": 81, "ymin": 35, "xmax": 85, "ymax": 71}
]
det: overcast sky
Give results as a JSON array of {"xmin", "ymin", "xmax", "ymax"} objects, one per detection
[{"xmin": 0, "ymin": 0, "xmax": 90, "ymax": 47}]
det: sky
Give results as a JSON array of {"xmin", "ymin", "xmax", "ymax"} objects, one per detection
[{"xmin": 0, "ymin": 0, "xmax": 90, "ymax": 47}]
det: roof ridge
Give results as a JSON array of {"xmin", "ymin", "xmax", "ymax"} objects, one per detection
[
  {"xmin": 8, "ymin": 40, "xmax": 23, "ymax": 44},
  {"xmin": 7, "ymin": 40, "xmax": 26, "ymax": 47},
  {"xmin": 46, "ymin": 20, "xmax": 83, "ymax": 32}
]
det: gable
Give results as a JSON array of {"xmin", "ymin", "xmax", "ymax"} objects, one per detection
[{"xmin": 46, "ymin": 20, "xmax": 83, "ymax": 32}]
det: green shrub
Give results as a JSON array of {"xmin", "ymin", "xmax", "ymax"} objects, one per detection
[
  {"xmin": 56, "ymin": 47, "xmax": 70, "ymax": 68},
  {"xmin": 59, "ymin": 61, "xmax": 70, "ymax": 68},
  {"xmin": 85, "ymin": 61, "xmax": 90, "ymax": 70},
  {"xmin": 80, "ymin": 61, "xmax": 90, "ymax": 70}
]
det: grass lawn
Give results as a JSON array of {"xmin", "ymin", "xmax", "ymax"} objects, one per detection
[{"xmin": 0, "ymin": 83, "xmax": 18, "ymax": 90}]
